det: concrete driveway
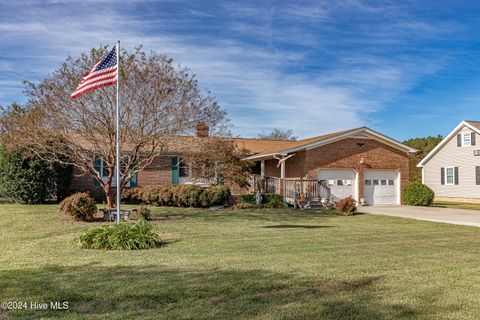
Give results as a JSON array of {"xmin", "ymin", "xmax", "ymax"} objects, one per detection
[{"xmin": 359, "ymin": 205, "xmax": 480, "ymax": 227}]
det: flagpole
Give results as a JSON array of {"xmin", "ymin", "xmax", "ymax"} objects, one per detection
[{"xmin": 115, "ymin": 40, "xmax": 121, "ymax": 223}]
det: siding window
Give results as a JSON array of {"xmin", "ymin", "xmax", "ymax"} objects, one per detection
[
  {"xmin": 476, "ymin": 166, "xmax": 480, "ymax": 185},
  {"xmin": 463, "ymin": 132, "xmax": 472, "ymax": 146},
  {"xmin": 445, "ymin": 167, "xmax": 455, "ymax": 185}
]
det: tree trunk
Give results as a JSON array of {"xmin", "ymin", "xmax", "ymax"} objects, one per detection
[{"xmin": 104, "ymin": 183, "xmax": 114, "ymax": 208}]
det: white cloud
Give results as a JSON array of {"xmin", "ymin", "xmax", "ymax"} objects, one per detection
[{"xmin": 0, "ymin": 0, "xmax": 456, "ymax": 137}]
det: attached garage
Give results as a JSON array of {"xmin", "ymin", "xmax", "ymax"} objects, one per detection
[
  {"xmin": 364, "ymin": 170, "xmax": 399, "ymax": 205},
  {"xmin": 318, "ymin": 169, "xmax": 357, "ymax": 202}
]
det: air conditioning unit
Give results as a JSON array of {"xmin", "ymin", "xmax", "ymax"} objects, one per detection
[{"xmin": 474, "ymin": 149, "xmax": 480, "ymax": 156}]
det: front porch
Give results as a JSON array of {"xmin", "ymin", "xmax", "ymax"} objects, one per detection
[{"xmin": 251, "ymin": 174, "xmax": 332, "ymax": 205}]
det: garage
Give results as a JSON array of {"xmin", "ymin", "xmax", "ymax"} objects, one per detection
[
  {"xmin": 318, "ymin": 169, "xmax": 356, "ymax": 201},
  {"xmin": 364, "ymin": 170, "xmax": 399, "ymax": 205}
]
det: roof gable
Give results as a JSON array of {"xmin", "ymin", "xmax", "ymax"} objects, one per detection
[
  {"xmin": 418, "ymin": 121, "xmax": 480, "ymax": 167},
  {"xmin": 245, "ymin": 127, "xmax": 417, "ymax": 160}
]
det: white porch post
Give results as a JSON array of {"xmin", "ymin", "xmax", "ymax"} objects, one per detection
[
  {"xmin": 260, "ymin": 160, "xmax": 265, "ymax": 178},
  {"xmin": 280, "ymin": 161, "xmax": 285, "ymax": 179}
]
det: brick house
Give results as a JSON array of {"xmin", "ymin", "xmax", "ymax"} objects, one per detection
[{"xmin": 71, "ymin": 126, "xmax": 416, "ymax": 205}]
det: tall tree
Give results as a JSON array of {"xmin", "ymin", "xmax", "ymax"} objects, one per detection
[
  {"xmin": 257, "ymin": 128, "xmax": 297, "ymax": 141},
  {"xmin": 0, "ymin": 45, "xmax": 227, "ymax": 207},
  {"xmin": 182, "ymin": 138, "xmax": 253, "ymax": 188},
  {"xmin": 403, "ymin": 135, "xmax": 443, "ymax": 181}
]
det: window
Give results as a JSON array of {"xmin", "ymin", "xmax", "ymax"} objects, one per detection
[
  {"xmin": 445, "ymin": 167, "xmax": 454, "ymax": 185},
  {"xmin": 381, "ymin": 180, "xmax": 387, "ymax": 186},
  {"xmin": 336, "ymin": 179, "xmax": 344, "ymax": 186},
  {"xmin": 178, "ymin": 158, "xmax": 189, "ymax": 178},
  {"xmin": 373, "ymin": 179, "xmax": 379, "ymax": 186},
  {"xmin": 365, "ymin": 179, "xmax": 372, "ymax": 186},
  {"xmin": 463, "ymin": 133, "xmax": 471, "ymax": 146},
  {"xmin": 327, "ymin": 179, "xmax": 335, "ymax": 186},
  {"xmin": 95, "ymin": 158, "xmax": 133, "ymax": 187},
  {"xmin": 388, "ymin": 179, "xmax": 395, "ymax": 186}
]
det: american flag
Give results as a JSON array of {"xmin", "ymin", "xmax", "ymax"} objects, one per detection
[{"xmin": 71, "ymin": 45, "xmax": 118, "ymax": 99}]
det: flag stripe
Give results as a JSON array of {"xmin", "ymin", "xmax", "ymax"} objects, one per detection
[
  {"xmin": 71, "ymin": 45, "xmax": 118, "ymax": 99},
  {"xmin": 82, "ymin": 66, "xmax": 117, "ymax": 81},
  {"xmin": 71, "ymin": 79, "xmax": 117, "ymax": 99},
  {"xmin": 73, "ymin": 72, "xmax": 117, "ymax": 93}
]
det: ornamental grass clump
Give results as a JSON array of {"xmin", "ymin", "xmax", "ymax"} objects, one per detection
[{"xmin": 76, "ymin": 220, "xmax": 164, "ymax": 250}]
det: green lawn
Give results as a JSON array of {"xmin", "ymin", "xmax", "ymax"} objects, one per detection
[
  {"xmin": 435, "ymin": 201, "xmax": 480, "ymax": 211},
  {"xmin": 1, "ymin": 205, "xmax": 480, "ymax": 319}
]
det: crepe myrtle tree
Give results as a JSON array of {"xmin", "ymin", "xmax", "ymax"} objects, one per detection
[
  {"xmin": 0, "ymin": 45, "xmax": 228, "ymax": 207},
  {"xmin": 182, "ymin": 137, "xmax": 253, "ymax": 188}
]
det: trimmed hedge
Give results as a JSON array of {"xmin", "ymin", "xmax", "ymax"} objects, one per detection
[
  {"xmin": 403, "ymin": 182, "xmax": 434, "ymax": 206},
  {"xmin": 122, "ymin": 185, "xmax": 231, "ymax": 208},
  {"xmin": 59, "ymin": 192, "xmax": 97, "ymax": 221}
]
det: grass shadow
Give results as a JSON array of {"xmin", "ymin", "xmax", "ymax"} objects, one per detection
[
  {"xmin": 0, "ymin": 265, "xmax": 423, "ymax": 320},
  {"xmin": 262, "ymin": 224, "xmax": 334, "ymax": 229}
]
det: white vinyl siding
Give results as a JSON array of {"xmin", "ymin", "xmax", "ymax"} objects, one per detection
[{"xmin": 423, "ymin": 126, "xmax": 478, "ymax": 198}]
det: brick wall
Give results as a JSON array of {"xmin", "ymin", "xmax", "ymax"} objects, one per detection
[
  {"xmin": 285, "ymin": 150, "xmax": 306, "ymax": 178},
  {"xmin": 137, "ymin": 156, "xmax": 172, "ymax": 186},
  {"xmin": 70, "ymin": 156, "xmax": 174, "ymax": 192},
  {"xmin": 264, "ymin": 159, "xmax": 281, "ymax": 177},
  {"xmin": 303, "ymin": 138, "xmax": 409, "ymax": 201}
]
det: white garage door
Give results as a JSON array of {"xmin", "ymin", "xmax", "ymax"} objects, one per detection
[
  {"xmin": 318, "ymin": 169, "xmax": 355, "ymax": 201},
  {"xmin": 364, "ymin": 170, "xmax": 398, "ymax": 205}
]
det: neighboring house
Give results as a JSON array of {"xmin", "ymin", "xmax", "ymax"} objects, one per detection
[
  {"xmin": 71, "ymin": 125, "xmax": 416, "ymax": 205},
  {"xmin": 418, "ymin": 120, "xmax": 480, "ymax": 202}
]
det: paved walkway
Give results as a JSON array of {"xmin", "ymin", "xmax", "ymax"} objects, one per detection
[{"xmin": 359, "ymin": 205, "xmax": 480, "ymax": 227}]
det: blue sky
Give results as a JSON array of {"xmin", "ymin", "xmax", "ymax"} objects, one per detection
[{"xmin": 2, "ymin": 0, "xmax": 480, "ymax": 140}]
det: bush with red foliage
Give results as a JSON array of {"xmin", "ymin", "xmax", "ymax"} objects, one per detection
[{"xmin": 335, "ymin": 196, "xmax": 357, "ymax": 215}]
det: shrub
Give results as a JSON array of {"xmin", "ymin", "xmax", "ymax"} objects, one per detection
[
  {"xmin": 0, "ymin": 146, "xmax": 72, "ymax": 204},
  {"xmin": 241, "ymin": 192, "xmax": 284, "ymax": 208},
  {"xmin": 59, "ymin": 192, "xmax": 97, "ymax": 221},
  {"xmin": 76, "ymin": 220, "xmax": 163, "ymax": 250},
  {"xmin": 206, "ymin": 185, "xmax": 231, "ymax": 206},
  {"xmin": 335, "ymin": 196, "xmax": 356, "ymax": 215},
  {"xmin": 403, "ymin": 182, "xmax": 434, "ymax": 206},
  {"xmin": 122, "ymin": 188, "xmax": 142, "ymax": 204},
  {"xmin": 138, "ymin": 206, "xmax": 152, "ymax": 220},
  {"xmin": 233, "ymin": 202, "xmax": 260, "ymax": 210},
  {"xmin": 121, "ymin": 184, "xmax": 231, "ymax": 208}
]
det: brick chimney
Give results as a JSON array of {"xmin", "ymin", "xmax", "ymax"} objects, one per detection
[{"xmin": 196, "ymin": 122, "xmax": 209, "ymax": 137}]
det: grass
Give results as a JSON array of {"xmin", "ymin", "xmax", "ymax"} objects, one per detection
[
  {"xmin": 435, "ymin": 201, "xmax": 480, "ymax": 211},
  {"xmin": 2, "ymin": 205, "xmax": 480, "ymax": 319}
]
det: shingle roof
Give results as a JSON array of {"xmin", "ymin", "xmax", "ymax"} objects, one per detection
[
  {"xmin": 68, "ymin": 126, "xmax": 416, "ymax": 157},
  {"xmin": 246, "ymin": 128, "xmax": 361, "ymax": 157},
  {"xmin": 465, "ymin": 121, "xmax": 480, "ymax": 130}
]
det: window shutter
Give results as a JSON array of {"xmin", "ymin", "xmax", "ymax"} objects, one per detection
[
  {"xmin": 457, "ymin": 134, "xmax": 462, "ymax": 147},
  {"xmin": 93, "ymin": 157, "xmax": 101, "ymax": 188},
  {"xmin": 454, "ymin": 167, "xmax": 459, "ymax": 185},
  {"xmin": 441, "ymin": 167, "xmax": 445, "ymax": 185},
  {"xmin": 171, "ymin": 157, "xmax": 179, "ymax": 185},
  {"xmin": 472, "ymin": 132, "xmax": 476, "ymax": 146},
  {"xmin": 476, "ymin": 166, "xmax": 480, "ymax": 185},
  {"xmin": 130, "ymin": 164, "xmax": 138, "ymax": 187}
]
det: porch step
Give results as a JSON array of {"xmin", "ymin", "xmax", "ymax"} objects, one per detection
[{"xmin": 299, "ymin": 201, "xmax": 327, "ymax": 210}]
